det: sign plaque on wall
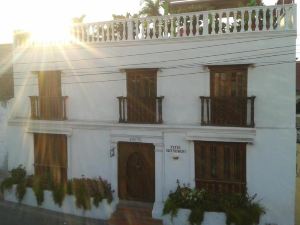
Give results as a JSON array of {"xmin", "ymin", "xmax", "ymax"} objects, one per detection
[{"xmin": 166, "ymin": 145, "xmax": 186, "ymax": 153}]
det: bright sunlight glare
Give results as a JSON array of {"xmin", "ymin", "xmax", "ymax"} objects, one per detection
[
  {"xmin": 0, "ymin": 0, "xmax": 141, "ymax": 44},
  {"xmin": 0, "ymin": 0, "xmax": 295, "ymax": 43}
]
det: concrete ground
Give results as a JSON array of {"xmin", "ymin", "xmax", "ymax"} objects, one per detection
[{"xmin": 0, "ymin": 200, "xmax": 108, "ymax": 225}]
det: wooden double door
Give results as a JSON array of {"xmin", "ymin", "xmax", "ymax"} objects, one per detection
[{"xmin": 118, "ymin": 142, "xmax": 155, "ymax": 202}]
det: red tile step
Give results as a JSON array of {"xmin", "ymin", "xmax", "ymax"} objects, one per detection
[{"xmin": 108, "ymin": 201, "xmax": 163, "ymax": 225}]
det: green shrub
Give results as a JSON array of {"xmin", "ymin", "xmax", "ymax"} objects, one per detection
[
  {"xmin": 163, "ymin": 183, "xmax": 265, "ymax": 225},
  {"xmin": 189, "ymin": 207, "xmax": 204, "ymax": 225},
  {"xmin": 66, "ymin": 180, "xmax": 73, "ymax": 195},
  {"xmin": 10, "ymin": 165, "xmax": 26, "ymax": 183},
  {"xmin": 0, "ymin": 165, "xmax": 27, "ymax": 202},
  {"xmin": 73, "ymin": 178, "xmax": 91, "ymax": 210},
  {"xmin": 16, "ymin": 180, "xmax": 27, "ymax": 203},
  {"xmin": 32, "ymin": 176, "xmax": 44, "ymax": 206},
  {"xmin": 52, "ymin": 183, "xmax": 66, "ymax": 207},
  {"xmin": 0, "ymin": 177, "xmax": 15, "ymax": 193}
]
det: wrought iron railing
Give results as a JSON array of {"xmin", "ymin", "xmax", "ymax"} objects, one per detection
[
  {"xmin": 117, "ymin": 96, "xmax": 164, "ymax": 124},
  {"xmin": 200, "ymin": 96, "xmax": 255, "ymax": 127},
  {"xmin": 29, "ymin": 96, "xmax": 68, "ymax": 120}
]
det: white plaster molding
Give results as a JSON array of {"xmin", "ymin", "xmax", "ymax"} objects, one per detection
[
  {"xmin": 14, "ymin": 30, "xmax": 296, "ymax": 52},
  {"xmin": 186, "ymin": 129, "xmax": 255, "ymax": 143},
  {"xmin": 26, "ymin": 126, "xmax": 72, "ymax": 136}
]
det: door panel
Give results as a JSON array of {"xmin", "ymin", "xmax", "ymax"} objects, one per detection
[
  {"xmin": 118, "ymin": 142, "xmax": 155, "ymax": 202},
  {"xmin": 194, "ymin": 141, "xmax": 246, "ymax": 194}
]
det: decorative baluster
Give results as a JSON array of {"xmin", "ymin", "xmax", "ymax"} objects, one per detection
[
  {"xmin": 255, "ymin": 9, "xmax": 259, "ymax": 31},
  {"xmin": 111, "ymin": 23, "xmax": 116, "ymax": 42},
  {"xmin": 233, "ymin": 11, "xmax": 237, "ymax": 33},
  {"xmin": 96, "ymin": 24, "xmax": 100, "ymax": 42},
  {"xmin": 90, "ymin": 24, "xmax": 94, "ymax": 43},
  {"xmin": 140, "ymin": 19, "xmax": 145, "ymax": 40},
  {"xmin": 134, "ymin": 19, "xmax": 139, "ymax": 40},
  {"xmin": 164, "ymin": 17, "xmax": 169, "ymax": 38},
  {"xmin": 226, "ymin": 11, "xmax": 230, "ymax": 33},
  {"xmin": 211, "ymin": 13, "xmax": 215, "ymax": 34},
  {"xmin": 80, "ymin": 25, "xmax": 84, "ymax": 42},
  {"xmin": 183, "ymin": 16, "xmax": 187, "ymax": 37},
  {"xmin": 170, "ymin": 17, "xmax": 174, "ymax": 37},
  {"xmin": 146, "ymin": 19, "xmax": 150, "ymax": 39},
  {"xmin": 163, "ymin": 17, "xmax": 167, "ymax": 38},
  {"xmin": 241, "ymin": 10, "xmax": 245, "ymax": 32},
  {"xmin": 152, "ymin": 18, "xmax": 157, "ymax": 39},
  {"xmin": 285, "ymin": 6, "xmax": 291, "ymax": 30},
  {"xmin": 219, "ymin": 12, "xmax": 222, "ymax": 34},
  {"xmin": 293, "ymin": 5, "xmax": 297, "ymax": 30},
  {"xmin": 195, "ymin": 14, "xmax": 200, "ymax": 36},
  {"xmin": 270, "ymin": 8, "xmax": 274, "ymax": 31},
  {"xmin": 203, "ymin": 13, "xmax": 208, "ymax": 35},
  {"xmin": 189, "ymin": 15, "xmax": 193, "ymax": 36},
  {"xmin": 176, "ymin": 16, "xmax": 180, "ymax": 37},
  {"xmin": 127, "ymin": 20, "xmax": 133, "ymax": 40},
  {"xmin": 158, "ymin": 18, "xmax": 162, "ymax": 38},
  {"xmin": 262, "ymin": 8, "xmax": 267, "ymax": 31}
]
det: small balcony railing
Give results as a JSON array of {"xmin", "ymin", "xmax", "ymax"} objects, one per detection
[
  {"xmin": 29, "ymin": 96, "xmax": 68, "ymax": 120},
  {"xmin": 200, "ymin": 96, "xmax": 255, "ymax": 127},
  {"xmin": 117, "ymin": 96, "xmax": 164, "ymax": 124}
]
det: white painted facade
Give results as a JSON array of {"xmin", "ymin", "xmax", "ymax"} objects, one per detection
[{"xmin": 6, "ymin": 4, "xmax": 297, "ymax": 225}]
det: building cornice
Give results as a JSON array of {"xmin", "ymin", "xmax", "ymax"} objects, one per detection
[{"xmin": 9, "ymin": 118, "xmax": 256, "ymax": 143}]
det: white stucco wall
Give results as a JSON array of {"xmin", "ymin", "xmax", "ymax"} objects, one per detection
[{"xmin": 7, "ymin": 31, "xmax": 297, "ymax": 225}]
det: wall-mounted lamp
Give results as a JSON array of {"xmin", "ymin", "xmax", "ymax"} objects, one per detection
[
  {"xmin": 172, "ymin": 153, "xmax": 179, "ymax": 160},
  {"xmin": 110, "ymin": 147, "xmax": 115, "ymax": 158}
]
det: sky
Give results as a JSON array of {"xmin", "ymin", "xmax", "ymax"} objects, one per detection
[{"xmin": 0, "ymin": 0, "xmax": 296, "ymax": 44}]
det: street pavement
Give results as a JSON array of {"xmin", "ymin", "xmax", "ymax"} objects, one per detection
[{"xmin": 0, "ymin": 200, "xmax": 108, "ymax": 225}]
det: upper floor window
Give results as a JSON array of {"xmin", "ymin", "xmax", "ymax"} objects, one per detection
[
  {"xmin": 0, "ymin": 70, "xmax": 14, "ymax": 102},
  {"xmin": 30, "ymin": 71, "xmax": 68, "ymax": 120},
  {"xmin": 210, "ymin": 66, "xmax": 247, "ymax": 98},
  {"xmin": 118, "ymin": 69, "xmax": 164, "ymax": 124},
  {"xmin": 200, "ymin": 65, "xmax": 255, "ymax": 127}
]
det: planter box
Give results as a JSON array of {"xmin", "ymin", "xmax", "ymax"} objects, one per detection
[
  {"xmin": 163, "ymin": 208, "xmax": 226, "ymax": 225},
  {"xmin": 4, "ymin": 185, "xmax": 117, "ymax": 220}
]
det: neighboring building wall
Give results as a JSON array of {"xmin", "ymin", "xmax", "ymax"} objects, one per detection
[
  {"xmin": 169, "ymin": 0, "xmax": 252, "ymax": 13},
  {"xmin": 296, "ymin": 144, "xmax": 300, "ymax": 225},
  {"xmin": 0, "ymin": 44, "xmax": 13, "ymax": 172}
]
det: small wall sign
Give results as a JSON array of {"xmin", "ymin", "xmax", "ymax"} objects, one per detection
[
  {"xmin": 166, "ymin": 145, "xmax": 186, "ymax": 153},
  {"xmin": 129, "ymin": 136, "xmax": 141, "ymax": 142}
]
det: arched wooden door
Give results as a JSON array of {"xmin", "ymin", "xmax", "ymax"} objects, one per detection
[{"xmin": 118, "ymin": 142, "xmax": 155, "ymax": 202}]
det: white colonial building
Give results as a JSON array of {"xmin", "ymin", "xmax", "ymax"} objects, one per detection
[{"xmin": 5, "ymin": 3, "xmax": 297, "ymax": 225}]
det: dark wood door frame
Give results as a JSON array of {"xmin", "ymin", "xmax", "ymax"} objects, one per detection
[{"xmin": 118, "ymin": 142, "xmax": 155, "ymax": 203}]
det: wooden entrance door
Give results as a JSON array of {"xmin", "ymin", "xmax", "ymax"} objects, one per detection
[
  {"xmin": 38, "ymin": 71, "xmax": 62, "ymax": 120},
  {"xmin": 126, "ymin": 70, "xmax": 157, "ymax": 123},
  {"xmin": 118, "ymin": 142, "xmax": 155, "ymax": 202}
]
